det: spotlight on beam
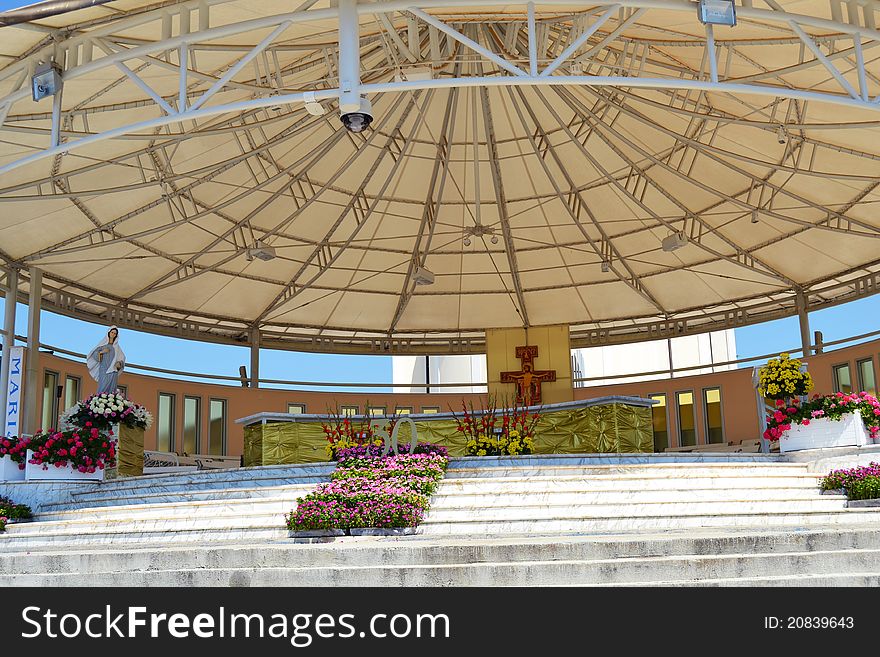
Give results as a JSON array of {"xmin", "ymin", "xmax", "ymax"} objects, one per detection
[
  {"xmin": 246, "ymin": 240, "xmax": 276, "ymax": 262},
  {"xmin": 751, "ymin": 209, "xmax": 760, "ymax": 224},
  {"xmin": 776, "ymin": 125, "xmax": 787, "ymax": 144},
  {"xmin": 32, "ymin": 61, "xmax": 62, "ymax": 101},
  {"xmin": 601, "ymin": 260, "xmax": 611, "ymax": 273},
  {"xmin": 661, "ymin": 231, "xmax": 689, "ymax": 252},
  {"xmin": 697, "ymin": 0, "xmax": 736, "ymax": 26},
  {"xmin": 413, "ymin": 266, "xmax": 435, "ymax": 286}
]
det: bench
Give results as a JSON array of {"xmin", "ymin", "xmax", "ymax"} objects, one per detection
[
  {"xmin": 191, "ymin": 454, "xmax": 242, "ymax": 470},
  {"xmin": 143, "ymin": 450, "xmax": 199, "ymax": 474}
]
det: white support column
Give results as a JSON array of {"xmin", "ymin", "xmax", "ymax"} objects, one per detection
[
  {"xmin": 527, "ymin": 2, "xmax": 538, "ymax": 77},
  {"xmin": 338, "ymin": 0, "xmax": 362, "ymax": 112},
  {"xmin": 250, "ymin": 327, "xmax": 260, "ymax": 389},
  {"xmin": 178, "ymin": 44, "xmax": 189, "ymax": 113},
  {"xmin": 50, "ymin": 86, "xmax": 63, "ymax": 147},
  {"xmin": 0, "ymin": 268, "xmax": 18, "ymax": 433},
  {"xmin": 796, "ymin": 290, "xmax": 811, "ymax": 358},
  {"xmin": 23, "ymin": 268, "xmax": 41, "ymax": 436},
  {"xmin": 705, "ymin": 24, "xmax": 718, "ymax": 83}
]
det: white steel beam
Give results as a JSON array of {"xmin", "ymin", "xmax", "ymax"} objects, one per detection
[
  {"xmin": 407, "ymin": 6, "xmax": 528, "ymax": 76},
  {"xmin": 789, "ymin": 20, "xmax": 861, "ymax": 100},
  {"xmin": 540, "ymin": 5, "xmax": 617, "ymax": 76},
  {"xmin": 189, "ymin": 21, "xmax": 291, "ymax": 112},
  {"xmin": 339, "ymin": 0, "xmax": 362, "ymax": 112},
  {"xmin": 527, "ymin": 2, "xmax": 537, "ymax": 76}
]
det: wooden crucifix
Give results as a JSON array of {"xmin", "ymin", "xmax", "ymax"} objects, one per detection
[{"xmin": 500, "ymin": 345, "xmax": 557, "ymax": 406}]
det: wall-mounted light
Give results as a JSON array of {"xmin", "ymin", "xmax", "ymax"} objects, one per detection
[
  {"xmin": 32, "ymin": 62, "xmax": 62, "ymax": 102},
  {"xmin": 776, "ymin": 125, "xmax": 787, "ymax": 144},
  {"xmin": 412, "ymin": 266, "xmax": 435, "ymax": 286},
  {"xmin": 697, "ymin": 0, "xmax": 736, "ymax": 26},
  {"xmin": 246, "ymin": 240, "xmax": 276, "ymax": 261},
  {"xmin": 661, "ymin": 231, "xmax": 689, "ymax": 252}
]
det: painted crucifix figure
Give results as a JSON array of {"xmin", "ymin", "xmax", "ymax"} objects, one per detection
[{"xmin": 500, "ymin": 345, "xmax": 557, "ymax": 406}]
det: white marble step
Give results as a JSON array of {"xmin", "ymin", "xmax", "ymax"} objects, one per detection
[
  {"xmin": 420, "ymin": 508, "xmax": 880, "ymax": 536},
  {"xmin": 43, "ymin": 482, "xmax": 320, "ymax": 512},
  {"xmin": 426, "ymin": 497, "xmax": 851, "ymax": 522},
  {"xmin": 68, "ymin": 464, "xmax": 334, "ymax": 497},
  {"xmin": 28, "ymin": 488, "xmax": 839, "ymax": 528},
  {"xmin": 429, "ymin": 487, "xmax": 836, "ymax": 508},
  {"xmin": 2, "ymin": 547, "xmax": 878, "ymax": 587},
  {"xmin": 444, "ymin": 463, "xmax": 806, "ymax": 479},
  {"xmin": 40, "ymin": 475, "xmax": 821, "ymax": 515},
  {"xmin": 445, "ymin": 454, "xmax": 787, "ymax": 469},
  {"xmin": 603, "ymin": 573, "xmax": 880, "ymax": 587},
  {"xmin": 2, "ymin": 498, "xmax": 866, "ymax": 547},
  {"xmin": 0, "ymin": 525, "xmax": 290, "ymax": 550},
  {"xmin": 41, "ymin": 475, "xmax": 825, "ymax": 514},
  {"xmin": 3, "ymin": 526, "xmax": 878, "ymax": 571}
]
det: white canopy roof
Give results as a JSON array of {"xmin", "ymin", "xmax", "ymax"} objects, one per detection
[{"xmin": 0, "ymin": 1, "xmax": 878, "ymax": 353}]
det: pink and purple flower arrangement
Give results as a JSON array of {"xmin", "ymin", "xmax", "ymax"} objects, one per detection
[{"xmin": 287, "ymin": 443, "xmax": 449, "ymax": 532}]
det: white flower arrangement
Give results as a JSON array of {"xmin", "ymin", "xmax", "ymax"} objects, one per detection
[{"xmin": 62, "ymin": 392, "xmax": 153, "ymax": 431}]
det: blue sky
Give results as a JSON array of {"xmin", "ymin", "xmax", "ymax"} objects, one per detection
[{"xmin": 1, "ymin": 0, "xmax": 878, "ymax": 387}]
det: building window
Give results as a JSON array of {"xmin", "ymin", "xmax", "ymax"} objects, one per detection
[
  {"xmin": 287, "ymin": 403, "xmax": 306, "ymax": 415},
  {"xmin": 340, "ymin": 405, "xmax": 358, "ymax": 417},
  {"xmin": 676, "ymin": 391, "xmax": 697, "ymax": 447},
  {"xmin": 208, "ymin": 399, "xmax": 226, "ymax": 456},
  {"xmin": 857, "ymin": 358, "xmax": 876, "ymax": 396},
  {"xmin": 183, "ymin": 396, "xmax": 201, "ymax": 454},
  {"xmin": 41, "ymin": 370, "xmax": 59, "ymax": 431},
  {"xmin": 395, "ymin": 407, "xmax": 413, "ymax": 415},
  {"xmin": 421, "ymin": 407, "xmax": 440, "ymax": 414},
  {"xmin": 703, "ymin": 387, "xmax": 724, "ymax": 444},
  {"xmin": 649, "ymin": 394, "xmax": 668, "ymax": 453},
  {"xmin": 832, "ymin": 363, "xmax": 853, "ymax": 394},
  {"xmin": 63, "ymin": 375, "xmax": 80, "ymax": 412},
  {"xmin": 368, "ymin": 406, "xmax": 386, "ymax": 417},
  {"xmin": 157, "ymin": 393, "xmax": 175, "ymax": 452}
]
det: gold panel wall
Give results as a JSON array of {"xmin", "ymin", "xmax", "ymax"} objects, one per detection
[
  {"xmin": 118, "ymin": 425, "xmax": 144, "ymax": 477},
  {"xmin": 243, "ymin": 403, "xmax": 654, "ymax": 466}
]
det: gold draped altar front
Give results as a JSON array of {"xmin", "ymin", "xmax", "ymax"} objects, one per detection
[{"xmin": 239, "ymin": 398, "xmax": 655, "ymax": 467}]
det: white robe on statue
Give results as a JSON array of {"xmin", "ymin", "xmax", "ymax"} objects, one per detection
[{"xmin": 87, "ymin": 327, "xmax": 126, "ymax": 395}]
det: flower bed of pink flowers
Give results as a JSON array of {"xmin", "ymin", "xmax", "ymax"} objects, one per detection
[
  {"xmin": 820, "ymin": 462, "xmax": 880, "ymax": 500},
  {"xmin": 286, "ymin": 444, "xmax": 448, "ymax": 532},
  {"xmin": 21, "ymin": 426, "xmax": 117, "ymax": 474},
  {"xmin": 763, "ymin": 391, "xmax": 880, "ymax": 443}
]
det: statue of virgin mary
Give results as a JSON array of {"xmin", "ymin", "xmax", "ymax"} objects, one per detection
[{"xmin": 87, "ymin": 326, "xmax": 126, "ymax": 395}]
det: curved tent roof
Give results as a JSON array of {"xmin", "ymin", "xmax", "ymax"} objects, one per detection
[{"xmin": 0, "ymin": 0, "xmax": 878, "ymax": 354}]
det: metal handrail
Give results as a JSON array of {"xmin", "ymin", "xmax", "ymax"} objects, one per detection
[{"xmin": 7, "ymin": 324, "xmax": 880, "ymax": 391}]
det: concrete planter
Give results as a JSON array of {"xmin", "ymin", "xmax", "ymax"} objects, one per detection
[
  {"xmin": 846, "ymin": 499, "xmax": 880, "ymax": 508},
  {"xmin": 25, "ymin": 450, "xmax": 105, "ymax": 482},
  {"xmin": 348, "ymin": 527, "xmax": 419, "ymax": 537},
  {"xmin": 0, "ymin": 455, "xmax": 25, "ymax": 481},
  {"xmin": 288, "ymin": 529, "xmax": 345, "ymax": 543},
  {"xmin": 779, "ymin": 412, "xmax": 869, "ymax": 454}
]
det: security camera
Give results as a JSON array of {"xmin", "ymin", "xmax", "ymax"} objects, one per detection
[{"xmin": 340, "ymin": 97, "xmax": 373, "ymax": 133}]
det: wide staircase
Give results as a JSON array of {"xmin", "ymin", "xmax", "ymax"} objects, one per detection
[{"xmin": 3, "ymin": 454, "xmax": 880, "ymax": 585}]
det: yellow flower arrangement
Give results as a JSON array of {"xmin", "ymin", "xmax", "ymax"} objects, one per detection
[
  {"xmin": 465, "ymin": 431, "xmax": 535, "ymax": 457},
  {"xmin": 758, "ymin": 352, "xmax": 814, "ymax": 400}
]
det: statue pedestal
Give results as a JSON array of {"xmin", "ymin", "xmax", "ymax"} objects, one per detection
[{"xmin": 115, "ymin": 424, "xmax": 145, "ymax": 477}]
